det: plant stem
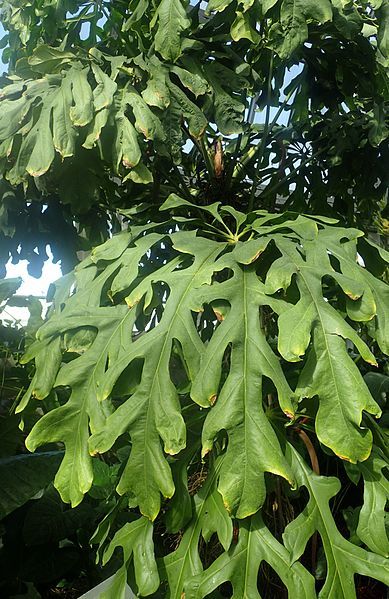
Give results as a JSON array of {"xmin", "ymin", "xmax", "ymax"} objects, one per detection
[
  {"xmin": 200, "ymin": 136, "xmax": 215, "ymax": 180},
  {"xmin": 225, "ymin": 91, "xmax": 249, "ymax": 190},
  {"xmin": 172, "ymin": 163, "xmax": 192, "ymax": 200},
  {"xmin": 248, "ymin": 52, "xmax": 274, "ymax": 212},
  {"xmin": 258, "ymin": 146, "xmax": 329, "ymax": 200},
  {"xmin": 266, "ymin": 74, "xmax": 302, "ymax": 138}
]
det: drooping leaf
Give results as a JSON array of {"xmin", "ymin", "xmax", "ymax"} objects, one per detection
[
  {"xmin": 206, "ymin": 0, "xmax": 234, "ymax": 13},
  {"xmin": 102, "ymin": 517, "xmax": 159, "ymax": 598},
  {"xmin": 27, "ymin": 45, "xmax": 74, "ymax": 74},
  {"xmin": 377, "ymin": 3, "xmax": 389, "ymax": 66},
  {"xmin": 204, "ymin": 64, "xmax": 245, "ymax": 135},
  {"xmin": 168, "ymin": 81, "xmax": 208, "ymax": 138},
  {"xmin": 231, "ymin": 11, "xmax": 260, "ymax": 43},
  {"xmin": 184, "ymin": 511, "xmax": 315, "ymax": 598},
  {"xmin": 141, "ymin": 59, "xmax": 171, "ymax": 109},
  {"xmin": 0, "ymin": 277, "xmax": 22, "ymax": 304},
  {"xmin": 283, "ymin": 444, "xmax": 389, "ymax": 597},
  {"xmin": 154, "ymin": 0, "xmax": 191, "ymax": 63},
  {"xmin": 270, "ymin": 0, "xmax": 333, "ymax": 58}
]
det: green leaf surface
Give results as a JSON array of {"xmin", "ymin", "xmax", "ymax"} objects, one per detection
[
  {"xmin": 27, "ymin": 45, "xmax": 74, "ymax": 73},
  {"xmin": 377, "ymin": 3, "xmax": 389, "ymax": 66},
  {"xmin": 89, "ymin": 232, "xmax": 226, "ymax": 519},
  {"xmin": 155, "ymin": 0, "xmax": 191, "ymax": 62},
  {"xmin": 263, "ymin": 225, "xmax": 381, "ymax": 462},
  {"xmin": 283, "ymin": 444, "xmax": 389, "ymax": 598},
  {"xmin": 271, "ymin": 0, "xmax": 333, "ymax": 58},
  {"xmin": 102, "ymin": 517, "xmax": 159, "ymax": 598},
  {"xmin": 357, "ymin": 452, "xmax": 389, "ymax": 557},
  {"xmin": 20, "ymin": 211, "xmax": 388, "ymax": 517},
  {"xmin": 0, "ymin": 451, "xmax": 63, "ymax": 519},
  {"xmin": 192, "ymin": 265, "xmax": 295, "ymax": 518},
  {"xmin": 185, "ymin": 511, "xmax": 315, "ymax": 598},
  {"xmin": 161, "ymin": 458, "xmax": 233, "ymax": 599}
]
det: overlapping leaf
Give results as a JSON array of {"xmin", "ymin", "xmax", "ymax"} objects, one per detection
[
  {"xmin": 160, "ymin": 457, "xmax": 233, "ymax": 599},
  {"xmin": 101, "ymin": 516, "xmax": 159, "ymax": 598},
  {"xmin": 20, "ymin": 207, "xmax": 388, "ymax": 513},
  {"xmin": 283, "ymin": 444, "xmax": 389, "ymax": 598},
  {"xmin": 88, "ymin": 232, "xmax": 227, "ymax": 520},
  {"xmin": 0, "ymin": 54, "xmax": 166, "ymax": 186},
  {"xmin": 269, "ymin": 0, "xmax": 333, "ymax": 58},
  {"xmin": 184, "ymin": 510, "xmax": 315, "ymax": 598},
  {"xmin": 191, "ymin": 264, "xmax": 295, "ymax": 519},
  {"xmin": 259, "ymin": 223, "xmax": 382, "ymax": 462}
]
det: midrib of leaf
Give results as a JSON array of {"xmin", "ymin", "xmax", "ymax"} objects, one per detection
[
  {"xmin": 171, "ymin": 459, "xmax": 223, "ymax": 596},
  {"xmin": 68, "ymin": 308, "xmax": 135, "ymax": 497},
  {"xmin": 243, "ymin": 516, "xmax": 253, "ymax": 597},
  {"xmin": 138, "ymin": 245, "xmax": 222, "ymax": 508},
  {"xmin": 293, "ymin": 450, "xmax": 350, "ymax": 598},
  {"xmin": 243, "ymin": 268, "xmax": 249, "ymax": 514},
  {"xmin": 294, "ymin": 262, "xmax": 358, "ymax": 446}
]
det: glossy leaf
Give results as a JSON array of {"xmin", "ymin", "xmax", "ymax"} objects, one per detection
[
  {"xmin": 102, "ymin": 517, "xmax": 159, "ymax": 598},
  {"xmin": 283, "ymin": 444, "xmax": 389, "ymax": 598},
  {"xmin": 357, "ymin": 452, "xmax": 389, "ymax": 557},
  {"xmin": 185, "ymin": 511, "xmax": 315, "ymax": 598}
]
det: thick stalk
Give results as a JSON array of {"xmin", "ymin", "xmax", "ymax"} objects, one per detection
[
  {"xmin": 232, "ymin": 78, "xmax": 301, "ymax": 186},
  {"xmin": 248, "ymin": 52, "xmax": 274, "ymax": 212},
  {"xmin": 224, "ymin": 90, "xmax": 249, "ymax": 189},
  {"xmin": 199, "ymin": 136, "xmax": 215, "ymax": 180},
  {"xmin": 172, "ymin": 163, "xmax": 192, "ymax": 200},
  {"xmin": 266, "ymin": 74, "xmax": 301, "ymax": 138}
]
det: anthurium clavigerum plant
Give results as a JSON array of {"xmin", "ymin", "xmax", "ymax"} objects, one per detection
[{"xmin": 0, "ymin": 1, "xmax": 389, "ymax": 597}]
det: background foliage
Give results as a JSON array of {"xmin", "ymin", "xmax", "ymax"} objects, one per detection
[{"xmin": 0, "ymin": 1, "xmax": 388, "ymax": 598}]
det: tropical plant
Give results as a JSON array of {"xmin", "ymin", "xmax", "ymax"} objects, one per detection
[{"xmin": 0, "ymin": 1, "xmax": 389, "ymax": 598}]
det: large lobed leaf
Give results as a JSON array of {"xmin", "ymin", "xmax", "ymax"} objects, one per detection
[
  {"xmin": 183, "ymin": 444, "xmax": 389, "ymax": 598},
  {"xmin": 20, "ymin": 204, "xmax": 388, "ymax": 507},
  {"xmin": 18, "ymin": 203, "xmax": 389, "ymax": 595}
]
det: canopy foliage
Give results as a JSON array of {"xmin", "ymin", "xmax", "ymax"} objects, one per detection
[{"xmin": 0, "ymin": 1, "xmax": 388, "ymax": 598}]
